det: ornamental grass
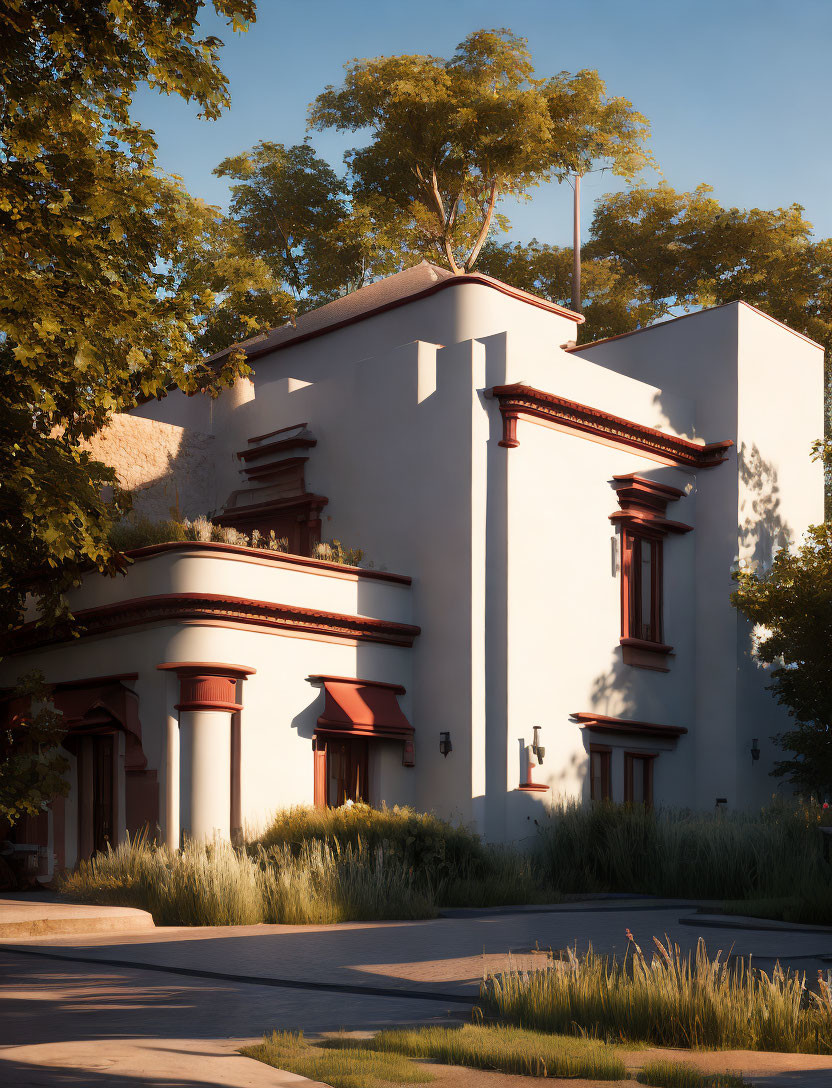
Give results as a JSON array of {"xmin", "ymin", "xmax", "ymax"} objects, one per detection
[
  {"xmin": 637, "ymin": 1062, "xmax": 747, "ymax": 1087},
  {"xmin": 482, "ymin": 933, "xmax": 832, "ymax": 1054},
  {"xmin": 323, "ymin": 1023, "xmax": 627, "ymax": 1080},
  {"xmin": 535, "ymin": 799, "xmax": 830, "ymax": 906},
  {"xmin": 58, "ymin": 835, "xmax": 435, "ymax": 926},
  {"xmin": 242, "ymin": 1030, "xmax": 431, "ymax": 1088}
]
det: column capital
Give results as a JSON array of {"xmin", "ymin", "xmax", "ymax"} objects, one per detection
[{"xmin": 157, "ymin": 662, "xmax": 255, "ymax": 713}]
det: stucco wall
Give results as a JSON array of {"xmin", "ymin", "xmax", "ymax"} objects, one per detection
[
  {"xmin": 85, "ymin": 413, "xmax": 216, "ymax": 520},
  {"xmin": 0, "ymin": 550, "xmax": 416, "ymax": 854}
]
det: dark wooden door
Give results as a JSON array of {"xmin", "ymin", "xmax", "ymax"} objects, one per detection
[
  {"xmin": 92, "ymin": 734, "xmax": 115, "ymax": 854},
  {"xmin": 326, "ymin": 738, "xmax": 369, "ymax": 806}
]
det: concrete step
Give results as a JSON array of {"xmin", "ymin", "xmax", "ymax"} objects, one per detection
[{"xmin": 0, "ymin": 896, "xmax": 154, "ymax": 938}]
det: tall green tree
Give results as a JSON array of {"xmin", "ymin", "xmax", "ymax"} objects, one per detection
[
  {"xmin": 308, "ymin": 28, "xmax": 652, "ymax": 274},
  {"xmin": 732, "ymin": 523, "xmax": 832, "ymax": 797},
  {"xmin": 480, "ymin": 183, "xmax": 831, "ymax": 347},
  {"xmin": 202, "ymin": 141, "xmax": 405, "ymax": 343},
  {"xmin": 0, "ymin": 0, "xmax": 259, "ymax": 635}
]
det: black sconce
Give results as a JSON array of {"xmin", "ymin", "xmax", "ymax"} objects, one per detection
[
  {"xmin": 439, "ymin": 731, "xmax": 453, "ymax": 758},
  {"xmin": 751, "ymin": 738, "xmax": 761, "ymax": 762},
  {"xmin": 532, "ymin": 725, "xmax": 545, "ymax": 765}
]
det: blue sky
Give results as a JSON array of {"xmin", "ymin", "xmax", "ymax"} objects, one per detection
[{"xmin": 133, "ymin": 0, "xmax": 832, "ymax": 247}]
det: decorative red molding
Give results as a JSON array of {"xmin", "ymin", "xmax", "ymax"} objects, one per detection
[
  {"xmin": 610, "ymin": 474, "xmax": 693, "ymax": 535},
  {"xmin": 157, "ymin": 662, "xmax": 255, "ymax": 714},
  {"xmin": 572, "ymin": 712, "xmax": 687, "ymax": 739},
  {"xmin": 309, "ymin": 675, "xmax": 414, "ymax": 741},
  {"xmin": 123, "ymin": 541, "xmax": 412, "ymax": 585},
  {"xmin": 489, "ymin": 384, "xmax": 733, "ymax": 467},
  {"xmin": 9, "ymin": 594, "xmax": 421, "ymax": 653}
]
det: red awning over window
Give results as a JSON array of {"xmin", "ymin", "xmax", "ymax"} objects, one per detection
[{"xmin": 309, "ymin": 675, "xmax": 413, "ymax": 740}]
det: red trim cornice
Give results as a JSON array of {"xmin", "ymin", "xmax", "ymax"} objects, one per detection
[
  {"xmin": 8, "ymin": 594, "xmax": 421, "ymax": 652},
  {"xmin": 122, "ymin": 541, "xmax": 412, "ymax": 585},
  {"xmin": 489, "ymin": 384, "xmax": 732, "ymax": 468},
  {"xmin": 572, "ymin": 712, "xmax": 687, "ymax": 739}
]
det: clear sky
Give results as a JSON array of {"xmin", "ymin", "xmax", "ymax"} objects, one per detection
[{"xmin": 133, "ymin": 0, "xmax": 832, "ymax": 248}]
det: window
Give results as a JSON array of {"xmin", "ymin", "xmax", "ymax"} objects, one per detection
[
  {"xmin": 326, "ymin": 737, "xmax": 369, "ymax": 806},
  {"xmin": 622, "ymin": 530, "xmax": 663, "ymax": 644},
  {"xmin": 625, "ymin": 752, "xmax": 655, "ymax": 806},
  {"xmin": 589, "ymin": 746, "xmax": 612, "ymax": 801}
]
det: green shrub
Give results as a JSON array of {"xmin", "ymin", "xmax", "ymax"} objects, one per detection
[
  {"xmin": 534, "ymin": 799, "xmax": 830, "ymax": 901},
  {"xmin": 256, "ymin": 802, "xmax": 555, "ymax": 908},
  {"xmin": 482, "ymin": 933, "xmax": 832, "ymax": 1053},
  {"xmin": 324, "ymin": 1023, "xmax": 626, "ymax": 1080}
]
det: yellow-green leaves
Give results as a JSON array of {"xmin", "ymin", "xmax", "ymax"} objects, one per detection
[
  {"xmin": 0, "ymin": 1, "xmax": 255, "ymax": 638},
  {"xmin": 308, "ymin": 29, "xmax": 652, "ymax": 273}
]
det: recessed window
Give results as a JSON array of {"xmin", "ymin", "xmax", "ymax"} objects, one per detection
[
  {"xmin": 625, "ymin": 752, "xmax": 655, "ymax": 806},
  {"xmin": 589, "ymin": 746, "xmax": 612, "ymax": 801},
  {"xmin": 623, "ymin": 530, "xmax": 663, "ymax": 644}
]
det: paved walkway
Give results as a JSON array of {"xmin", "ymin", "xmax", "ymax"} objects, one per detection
[{"xmin": 1, "ymin": 899, "xmax": 831, "ymax": 1086}]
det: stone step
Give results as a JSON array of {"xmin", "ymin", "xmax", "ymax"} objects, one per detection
[{"xmin": 0, "ymin": 897, "xmax": 154, "ymax": 938}]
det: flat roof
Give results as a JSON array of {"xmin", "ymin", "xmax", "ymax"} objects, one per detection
[{"xmin": 569, "ymin": 300, "xmax": 824, "ymax": 353}]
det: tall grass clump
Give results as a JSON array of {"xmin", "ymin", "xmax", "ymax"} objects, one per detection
[
  {"xmin": 58, "ymin": 834, "xmax": 438, "ymax": 925},
  {"xmin": 257, "ymin": 802, "xmax": 554, "ymax": 908},
  {"xmin": 323, "ymin": 1023, "xmax": 626, "ymax": 1080},
  {"xmin": 257, "ymin": 840, "xmax": 435, "ymax": 924},
  {"xmin": 482, "ymin": 933, "xmax": 832, "ymax": 1054},
  {"xmin": 535, "ymin": 799, "xmax": 829, "ymax": 902},
  {"xmin": 59, "ymin": 836, "xmax": 264, "ymax": 926}
]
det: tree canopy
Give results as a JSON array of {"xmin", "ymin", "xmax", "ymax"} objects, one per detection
[
  {"xmin": 732, "ymin": 523, "xmax": 832, "ymax": 797},
  {"xmin": 307, "ymin": 29, "xmax": 652, "ymax": 274},
  {"xmin": 0, "ymin": 0, "xmax": 259, "ymax": 634},
  {"xmin": 479, "ymin": 183, "xmax": 832, "ymax": 348}
]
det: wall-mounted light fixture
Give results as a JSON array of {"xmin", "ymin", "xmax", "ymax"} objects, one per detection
[
  {"xmin": 751, "ymin": 738, "xmax": 760, "ymax": 762},
  {"xmin": 439, "ymin": 731, "xmax": 453, "ymax": 758},
  {"xmin": 532, "ymin": 725, "xmax": 545, "ymax": 765}
]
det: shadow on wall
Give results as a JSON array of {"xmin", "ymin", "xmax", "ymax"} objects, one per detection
[{"xmin": 738, "ymin": 441, "xmax": 792, "ymax": 569}]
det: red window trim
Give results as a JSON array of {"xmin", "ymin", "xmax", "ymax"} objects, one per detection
[
  {"xmin": 621, "ymin": 528, "xmax": 664, "ymax": 644},
  {"xmin": 589, "ymin": 744, "xmax": 612, "ymax": 802},
  {"xmin": 624, "ymin": 751, "xmax": 656, "ymax": 806}
]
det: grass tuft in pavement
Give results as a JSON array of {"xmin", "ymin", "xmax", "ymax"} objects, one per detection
[
  {"xmin": 637, "ymin": 1060, "xmax": 748, "ymax": 1087},
  {"xmin": 242, "ymin": 1030, "xmax": 433, "ymax": 1088},
  {"xmin": 322, "ymin": 1022, "xmax": 627, "ymax": 1079}
]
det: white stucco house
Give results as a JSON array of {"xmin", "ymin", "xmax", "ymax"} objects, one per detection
[{"xmin": 2, "ymin": 262, "xmax": 823, "ymax": 870}]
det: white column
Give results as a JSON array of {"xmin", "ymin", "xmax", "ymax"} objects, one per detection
[
  {"xmin": 179, "ymin": 709, "xmax": 232, "ymax": 841},
  {"xmin": 156, "ymin": 662, "xmax": 255, "ymax": 845},
  {"xmin": 164, "ymin": 695, "xmax": 180, "ymax": 850}
]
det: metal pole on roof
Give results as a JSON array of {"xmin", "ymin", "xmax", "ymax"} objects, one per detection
[{"xmin": 571, "ymin": 173, "xmax": 582, "ymax": 315}]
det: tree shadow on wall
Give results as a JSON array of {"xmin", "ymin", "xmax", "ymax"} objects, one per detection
[{"xmin": 737, "ymin": 441, "xmax": 792, "ymax": 569}]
